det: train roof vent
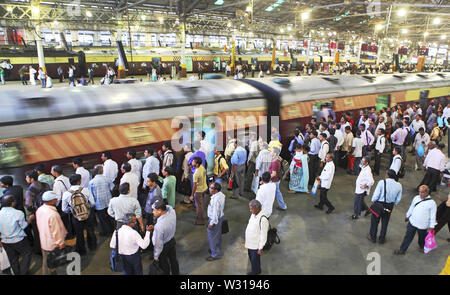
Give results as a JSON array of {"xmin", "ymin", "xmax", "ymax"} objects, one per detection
[
  {"xmin": 436, "ymin": 73, "xmax": 447, "ymax": 78},
  {"xmin": 321, "ymin": 76, "xmax": 340, "ymax": 84},
  {"xmin": 417, "ymin": 74, "xmax": 429, "ymax": 79},
  {"xmin": 20, "ymin": 96, "xmax": 53, "ymax": 108},
  {"xmin": 361, "ymin": 75, "xmax": 376, "ymax": 82},
  {"xmin": 204, "ymin": 74, "xmax": 224, "ymax": 79},
  {"xmin": 176, "ymin": 85, "xmax": 199, "ymax": 98},
  {"xmin": 393, "ymin": 74, "xmax": 406, "ymax": 80},
  {"xmin": 272, "ymin": 77, "xmax": 291, "ymax": 87}
]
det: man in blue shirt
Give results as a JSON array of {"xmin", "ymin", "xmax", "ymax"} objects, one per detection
[
  {"xmin": 308, "ymin": 130, "xmax": 321, "ymax": 186},
  {"xmin": 368, "ymin": 169, "xmax": 402, "ymax": 244},
  {"xmin": 230, "ymin": 140, "xmax": 247, "ymax": 199},
  {"xmin": 89, "ymin": 165, "xmax": 115, "ymax": 236},
  {"xmin": 0, "ymin": 195, "xmax": 34, "ymax": 275}
]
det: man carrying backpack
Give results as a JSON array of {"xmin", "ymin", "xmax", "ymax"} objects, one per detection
[
  {"xmin": 25, "ymin": 170, "xmax": 51, "ymax": 255},
  {"xmin": 62, "ymin": 174, "xmax": 97, "ymax": 255}
]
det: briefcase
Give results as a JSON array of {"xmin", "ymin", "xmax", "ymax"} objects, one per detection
[{"xmin": 221, "ymin": 218, "xmax": 229, "ymax": 234}]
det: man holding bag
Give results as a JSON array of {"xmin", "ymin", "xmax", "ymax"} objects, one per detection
[
  {"xmin": 367, "ymin": 169, "xmax": 402, "ymax": 244},
  {"xmin": 413, "ymin": 127, "xmax": 430, "ymax": 170},
  {"xmin": 394, "ymin": 185, "xmax": 437, "ymax": 255}
]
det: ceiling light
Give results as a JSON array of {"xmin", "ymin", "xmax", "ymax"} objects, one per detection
[
  {"xmin": 280, "ymin": 28, "xmax": 285, "ymax": 33},
  {"xmin": 328, "ymin": 32, "xmax": 332, "ymax": 37},
  {"xmin": 53, "ymin": 20, "xmax": 58, "ymax": 25},
  {"xmin": 249, "ymin": 32, "xmax": 253, "ymax": 37},
  {"xmin": 227, "ymin": 22, "xmax": 231, "ymax": 27},
  {"xmin": 287, "ymin": 26, "xmax": 292, "ymax": 31},
  {"xmin": 86, "ymin": 11, "xmax": 92, "ymax": 17},
  {"xmin": 333, "ymin": 31, "xmax": 336, "ymax": 36},
  {"xmin": 441, "ymin": 34, "xmax": 447, "ymax": 40},
  {"xmin": 159, "ymin": 17, "xmax": 164, "ymax": 23},
  {"xmin": 397, "ymin": 8, "xmax": 407, "ymax": 17},
  {"xmin": 301, "ymin": 11, "xmax": 310, "ymax": 20},
  {"xmin": 321, "ymin": 32, "xmax": 324, "ymax": 36},
  {"xmin": 375, "ymin": 24, "xmax": 383, "ymax": 31},
  {"xmin": 433, "ymin": 18, "xmax": 440, "ymax": 25},
  {"xmin": 246, "ymin": 6, "xmax": 252, "ymax": 12},
  {"xmin": 31, "ymin": 6, "xmax": 40, "ymax": 15},
  {"xmin": 401, "ymin": 28, "xmax": 408, "ymax": 34},
  {"xmin": 424, "ymin": 32, "xmax": 429, "ymax": 37},
  {"xmin": 141, "ymin": 15, "xmax": 146, "ymax": 21},
  {"xmin": 289, "ymin": 35, "xmax": 293, "ymax": 38},
  {"xmin": 6, "ymin": 6, "xmax": 13, "ymax": 12},
  {"xmin": 214, "ymin": 0, "xmax": 224, "ymax": 5}
]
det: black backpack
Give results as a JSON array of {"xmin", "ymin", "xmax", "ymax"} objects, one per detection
[
  {"xmin": 27, "ymin": 181, "xmax": 51, "ymax": 211},
  {"xmin": 259, "ymin": 215, "xmax": 280, "ymax": 251}
]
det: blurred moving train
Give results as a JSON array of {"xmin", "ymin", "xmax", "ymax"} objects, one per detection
[{"xmin": 0, "ymin": 73, "xmax": 449, "ymax": 187}]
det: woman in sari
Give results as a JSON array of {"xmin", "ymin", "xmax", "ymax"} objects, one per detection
[{"xmin": 288, "ymin": 144, "xmax": 309, "ymax": 193}]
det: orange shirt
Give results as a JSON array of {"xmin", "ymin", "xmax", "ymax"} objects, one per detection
[{"xmin": 36, "ymin": 204, "xmax": 67, "ymax": 251}]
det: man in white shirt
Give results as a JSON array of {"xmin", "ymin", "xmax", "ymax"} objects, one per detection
[
  {"xmin": 443, "ymin": 102, "xmax": 450, "ymax": 119},
  {"xmin": 349, "ymin": 131, "xmax": 364, "ymax": 175},
  {"xmin": 245, "ymin": 199, "xmax": 269, "ymax": 275},
  {"xmin": 318, "ymin": 133, "xmax": 330, "ymax": 169},
  {"xmin": 315, "ymin": 153, "xmax": 335, "ymax": 214},
  {"xmin": 411, "ymin": 115, "xmax": 425, "ymax": 133},
  {"xmin": 351, "ymin": 156, "xmax": 374, "ymax": 220},
  {"xmin": 62, "ymin": 174, "xmax": 96, "ymax": 255},
  {"xmin": 394, "ymin": 185, "xmax": 437, "ymax": 255},
  {"xmin": 206, "ymin": 182, "xmax": 226, "ymax": 261},
  {"xmin": 50, "ymin": 165, "xmax": 70, "ymax": 203},
  {"xmin": 390, "ymin": 146, "xmax": 403, "ymax": 178},
  {"xmin": 246, "ymin": 133, "xmax": 259, "ymax": 192},
  {"xmin": 142, "ymin": 148, "xmax": 160, "ymax": 189},
  {"xmin": 413, "ymin": 128, "xmax": 430, "ymax": 170},
  {"xmin": 253, "ymin": 142, "xmax": 273, "ymax": 194},
  {"xmin": 127, "ymin": 149, "xmax": 143, "ymax": 182},
  {"xmin": 255, "ymin": 172, "xmax": 276, "ymax": 218},
  {"xmin": 333, "ymin": 123, "xmax": 345, "ymax": 166},
  {"xmin": 120, "ymin": 163, "xmax": 140, "ymax": 200},
  {"xmin": 101, "ymin": 151, "xmax": 118, "ymax": 185},
  {"xmin": 373, "ymin": 128, "xmax": 386, "ymax": 176},
  {"xmin": 360, "ymin": 124, "xmax": 374, "ymax": 157},
  {"xmin": 375, "ymin": 116, "xmax": 386, "ymax": 135},
  {"xmin": 72, "ymin": 157, "xmax": 91, "ymax": 189},
  {"xmin": 109, "ymin": 213, "xmax": 151, "ymax": 275},
  {"xmin": 417, "ymin": 143, "xmax": 446, "ymax": 192}
]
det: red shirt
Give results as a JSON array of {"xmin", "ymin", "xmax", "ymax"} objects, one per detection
[
  {"xmin": 268, "ymin": 159, "xmax": 281, "ymax": 182},
  {"xmin": 348, "ymin": 118, "xmax": 354, "ymax": 128}
]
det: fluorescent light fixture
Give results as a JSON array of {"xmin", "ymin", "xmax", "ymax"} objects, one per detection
[
  {"xmin": 214, "ymin": 0, "xmax": 224, "ymax": 5},
  {"xmin": 246, "ymin": 6, "xmax": 252, "ymax": 12},
  {"xmin": 401, "ymin": 28, "xmax": 408, "ymax": 34},
  {"xmin": 141, "ymin": 15, "xmax": 146, "ymax": 20},
  {"xmin": 441, "ymin": 34, "xmax": 447, "ymax": 40},
  {"xmin": 397, "ymin": 8, "xmax": 407, "ymax": 17},
  {"xmin": 7, "ymin": 6, "xmax": 13, "ymax": 12},
  {"xmin": 31, "ymin": 6, "xmax": 40, "ymax": 15},
  {"xmin": 375, "ymin": 24, "xmax": 383, "ymax": 30},
  {"xmin": 433, "ymin": 18, "xmax": 440, "ymax": 25},
  {"xmin": 424, "ymin": 32, "xmax": 429, "ymax": 37},
  {"xmin": 86, "ymin": 11, "xmax": 92, "ymax": 17},
  {"xmin": 301, "ymin": 11, "xmax": 310, "ymax": 20}
]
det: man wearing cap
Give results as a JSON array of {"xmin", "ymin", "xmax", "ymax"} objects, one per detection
[{"xmin": 36, "ymin": 191, "xmax": 67, "ymax": 275}]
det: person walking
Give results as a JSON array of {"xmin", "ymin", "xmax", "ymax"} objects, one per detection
[
  {"xmin": 367, "ymin": 169, "xmax": 402, "ymax": 244},
  {"xmin": 109, "ymin": 213, "xmax": 152, "ymax": 275},
  {"xmin": 350, "ymin": 156, "xmax": 375, "ymax": 220},
  {"xmin": 268, "ymin": 147, "xmax": 287, "ymax": 211},
  {"xmin": 394, "ymin": 185, "xmax": 437, "ymax": 255},
  {"xmin": 150, "ymin": 200, "xmax": 179, "ymax": 275},
  {"xmin": 417, "ymin": 143, "xmax": 446, "ymax": 192},
  {"xmin": 57, "ymin": 66, "xmax": 63, "ymax": 83},
  {"xmin": 161, "ymin": 167, "xmax": 176, "ymax": 208},
  {"xmin": 413, "ymin": 128, "xmax": 430, "ymax": 170},
  {"xmin": 29, "ymin": 66, "xmax": 37, "ymax": 86},
  {"xmin": 230, "ymin": 140, "xmax": 247, "ymax": 199},
  {"xmin": 19, "ymin": 66, "xmax": 27, "ymax": 85},
  {"xmin": 373, "ymin": 128, "xmax": 386, "ymax": 176},
  {"xmin": 0, "ymin": 195, "xmax": 33, "ymax": 275},
  {"xmin": 35, "ymin": 191, "xmax": 67, "ymax": 275},
  {"xmin": 245, "ymin": 199, "xmax": 269, "ymax": 275},
  {"xmin": 252, "ymin": 142, "xmax": 272, "ymax": 194},
  {"xmin": 206, "ymin": 182, "xmax": 226, "ymax": 261},
  {"xmin": 314, "ymin": 153, "xmax": 336, "ymax": 214},
  {"xmin": 256, "ymin": 172, "xmax": 276, "ymax": 218}
]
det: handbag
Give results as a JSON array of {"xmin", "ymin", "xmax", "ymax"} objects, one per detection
[
  {"xmin": 424, "ymin": 231, "xmax": 437, "ymax": 254},
  {"xmin": 148, "ymin": 261, "xmax": 165, "ymax": 275},
  {"xmin": 110, "ymin": 230, "xmax": 124, "ymax": 272},
  {"xmin": 221, "ymin": 218, "xmax": 229, "ymax": 234},
  {"xmin": 369, "ymin": 180, "xmax": 390, "ymax": 218},
  {"xmin": 311, "ymin": 180, "xmax": 320, "ymax": 195},
  {"xmin": 417, "ymin": 143, "xmax": 425, "ymax": 157},
  {"xmin": 47, "ymin": 246, "xmax": 73, "ymax": 269},
  {"xmin": 0, "ymin": 246, "xmax": 10, "ymax": 271}
]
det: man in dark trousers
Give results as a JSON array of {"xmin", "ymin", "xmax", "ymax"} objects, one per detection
[
  {"xmin": 368, "ymin": 169, "xmax": 402, "ymax": 244},
  {"xmin": 417, "ymin": 143, "xmax": 446, "ymax": 192}
]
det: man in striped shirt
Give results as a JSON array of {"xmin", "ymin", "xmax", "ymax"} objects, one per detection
[
  {"xmin": 89, "ymin": 165, "xmax": 115, "ymax": 236},
  {"xmin": 206, "ymin": 182, "xmax": 226, "ymax": 261}
]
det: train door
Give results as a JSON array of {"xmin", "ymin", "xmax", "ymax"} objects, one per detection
[
  {"xmin": 419, "ymin": 90, "xmax": 430, "ymax": 111},
  {"xmin": 376, "ymin": 94, "xmax": 390, "ymax": 111},
  {"xmin": 185, "ymin": 57, "xmax": 193, "ymax": 72}
]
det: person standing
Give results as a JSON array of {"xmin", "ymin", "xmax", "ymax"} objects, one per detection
[
  {"xmin": 308, "ymin": 131, "xmax": 321, "ymax": 186},
  {"xmin": 127, "ymin": 149, "xmax": 142, "ymax": 182},
  {"xmin": 206, "ymin": 182, "xmax": 226, "ymax": 261},
  {"xmin": 57, "ymin": 66, "xmax": 63, "ymax": 83},
  {"xmin": 110, "ymin": 213, "xmax": 152, "ymax": 275},
  {"xmin": 246, "ymin": 133, "xmax": 259, "ymax": 191},
  {"xmin": 68, "ymin": 66, "xmax": 74, "ymax": 86},
  {"xmin": 349, "ymin": 131, "xmax": 364, "ymax": 175},
  {"xmin": 391, "ymin": 122, "xmax": 408, "ymax": 162},
  {"xmin": 0, "ymin": 195, "xmax": 33, "ymax": 275},
  {"xmin": 314, "ymin": 153, "xmax": 336, "ymax": 214},
  {"xmin": 150, "ymin": 200, "xmax": 179, "ymax": 275},
  {"xmin": 360, "ymin": 124, "xmax": 374, "ymax": 157},
  {"xmin": 50, "ymin": 165, "xmax": 72, "ymax": 238},
  {"xmin": 88, "ymin": 68, "xmax": 94, "ymax": 84},
  {"xmin": 189, "ymin": 157, "xmax": 208, "ymax": 225},
  {"xmin": 394, "ymin": 185, "xmax": 437, "ymax": 255},
  {"xmin": 373, "ymin": 128, "xmax": 386, "ymax": 176},
  {"xmin": 62, "ymin": 174, "xmax": 97, "ymax": 255},
  {"xmin": 161, "ymin": 167, "xmax": 176, "ymax": 208},
  {"xmin": 256, "ymin": 172, "xmax": 276, "ymax": 218},
  {"xmin": 142, "ymin": 148, "xmax": 160, "ymax": 189},
  {"xmin": 341, "ymin": 125, "xmax": 354, "ymax": 169},
  {"xmin": 252, "ymin": 142, "xmax": 272, "ymax": 194},
  {"xmin": 35, "ymin": 164, "xmax": 54, "ymax": 190},
  {"xmin": 88, "ymin": 165, "xmax": 115, "ymax": 236},
  {"xmin": 213, "ymin": 148, "xmax": 229, "ymax": 185},
  {"xmin": 19, "ymin": 65, "xmax": 27, "ymax": 85},
  {"xmin": 120, "ymin": 163, "xmax": 140, "ymax": 200},
  {"xmin": 72, "ymin": 157, "xmax": 91, "ymax": 189},
  {"xmin": 389, "ymin": 146, "xmax": 403, "ymax": 178},
  {"xmin": 35, "ymin": 191, "xmax": 67, "ymax": 275},
  {"xmin": 38, "ymin": 67, "xmax": 46, "ymax": 88},
  {"xmin": 29, "ymin": 66, "xmax": 37, "ymax": 86},
  {"xmin": 413, "ymin": 128, "xmax": 430, "ymax": 170},
  {"xmin": 350, "ymin": 156, "xmax": 375, "ymax": 220},
  {"xmin": 108, "ymin": 183, "xmax": 143, "ymax": 231},
  {"xmin": 0, "ymin": 176, "xmax": 25, "ymax": 213},
  {"xmin": 318, "ymin": 133, "xmax": 329, "ymax": 172},
  {"xmin": 417, "ymin": 143, "xmax": 446, "ymax": 192},
  {"xmin": 101, "ymin": 151, "xmax": 119, "ymax": 185},
  {"xmin": 245, "ymin": 200, "xmax": 269, "ymax": 275},
  {"xmin": 288, "ymin": 144, "xmax": 309, "ymax": 193},
  {"xmin": 268, "ymin": 147, "xmax": 288, "ymax": 211},
  {"xmin": 144, "ymin": 173, "xmax": 162, "ymax": 227},
  {"xmin": 368, "ymin": 169, "xmax": 402, "ymax": 244},
  {"xmin": 434, "ymin": 194, "xmax": 449, "ymax": 238},
  {"xmin": 159, "ymin": 141, "xmax": 176, "ymax": 173},
  {"xmin": 230, "ymin": 140, "xmax": 247, "ymax": 199}
]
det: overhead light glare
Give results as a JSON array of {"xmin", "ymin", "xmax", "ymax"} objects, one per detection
[{"xmin": 397, "ymin": 8, "xmax": 407, "ymax": 17}]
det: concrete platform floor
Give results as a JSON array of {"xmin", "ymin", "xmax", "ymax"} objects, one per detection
[{"xmin": 21, "ymin": 144, "xmax": 448, "ymax": 275}]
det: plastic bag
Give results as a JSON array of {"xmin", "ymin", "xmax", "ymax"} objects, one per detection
[
  {"xmin": 424, "ymin": 231, "xmax": 437, "ymax": 254},
  {"xmin": 0, "ymin": 247, "xmax": 10, "ymax": 271},
  {"xmin": 417, "ymin": 143, "xmax": 425, "ymax": 157},
  {"xmin": 311, "ymin": 180, "xmax": 320, "ymax": 196}
]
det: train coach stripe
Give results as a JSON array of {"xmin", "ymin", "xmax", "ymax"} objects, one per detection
[
  {"xmin": 91, "ymin": 129, "xmax": 113, "ymax": 151},
  {"xmin": 103, "ymin": 127, "xmax": 123, "ymax": 149},
  {"xmin": 30, "ymin": 138, "xmax": 54, "ymax": 162},
  {"xmin": 78, "ymin": 130, "xmax": 103, "ymax": 155},
  {"xmin": 48, "ymin": 134, "xmax": 77, "ymax": 159},
  {"xmin": 39, "ymin": 135, "xmax": 65, "ymax": 159},
  {"xmin": 61, "ymin": 133, "xmax": 84, "ymax": 156}
]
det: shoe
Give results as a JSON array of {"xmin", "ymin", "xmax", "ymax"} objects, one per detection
[
  {"xmin": 208, "ymin": 249, "xmax": 211, "ymax": 254},
  {"xmin": 350, "ymin": 215, "xmax": 359, "ymax": 220},
  {"xmin": 378, "ymin": 240, "xmax": 385, "ymax": 245},
  {"xmin": 314, "ymin": 204, "xmax": 323, "ymax": 210},
  {"xmin": 206, "ymin": 256, "xmax": 221, "ymax": 261},
  {"xmin": 230, "ymin": 196, "xmax": 238, "ymax": 199},
  {"xmin": 194, "ymin": 222, "xmax": 205, "ymax": 226},
  {"xmin": 393, "ymin": 249, "xmax": 405, "ymax": 255},
  {"xmin": 364, "ymin": 210, "xmax": 372, "ymax": 217},
  {"xmin": 326, "ymin": 207, "xmax": 335, "ymax": 214},
  {"xmin": 276, "ymin": 207, "xmax": 287, "ymax": 211},
  {"xmin": 367, "ymin": 234, "xmax": 376, "ymax": 243},
  {"xmin": 418, "ymin": 247, "xmax": 424, "ymax": 253},
  {"xmin": 287, "ymin": 190, "xmax": 297, "ymax": 194}
]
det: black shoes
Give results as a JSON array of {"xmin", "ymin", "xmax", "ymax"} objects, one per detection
[
  {"xmin": 326, "ymin": 207, "xmax": 335, "ymax": 214},
  {"xmin": 367, "ymin": 234, "xmax": 376, "ymax": 243},
  {"xmin": 350, "ymin": 215, "xmax": 359, "ymax": 220},
  {"xmin": 364, "ymin": 210, "xmax": 372, "ymax": 217},
  {"xmin": 314, "ymin": 204, "xmax": 323, "ymax": 210}
]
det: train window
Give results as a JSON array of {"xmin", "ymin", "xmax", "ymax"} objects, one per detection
[
  {"xmin": 0, "ymin": 142, "xmax": 23, "ymax": 169},
  {"xmin": 313, "ymin": 101, "xmax": 335, "ymax": 121},
  {"xmin": 376, "ymin": 94, "xmax": 390, "ymax": 111}
]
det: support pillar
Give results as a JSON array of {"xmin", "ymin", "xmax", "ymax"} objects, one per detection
[
  {"xmin": 179, "ymin": 22, "xmax": 186, "ymax": 78},
  {"xmin": 117, "ymin": 26, "xmax": 126, "ymax": 78},
  {"xmin": 32, "ymin": 2, "xmax": 46, "ymax": 72},
  {"xmin": 357, "ymin": 39, "xmax": 363, "ymax": 64}
]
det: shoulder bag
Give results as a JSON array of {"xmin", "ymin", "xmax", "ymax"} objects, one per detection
[
  {"xmin": 110, "ymin": 230, "xmax": 123, "ymax": 272},
  {"xmin": 369, "ymin": 180, "xmax": 391, "ymax": 218}
]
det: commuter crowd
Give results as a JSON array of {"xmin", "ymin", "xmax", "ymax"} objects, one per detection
[{"xmin": 0, "ymin": 99, "xmax": 449, "ymax": 275}]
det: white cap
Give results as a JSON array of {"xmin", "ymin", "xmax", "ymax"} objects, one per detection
[{"xmin": 42, "ymin": 191, "xmax": 58, "ymax": 202}]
